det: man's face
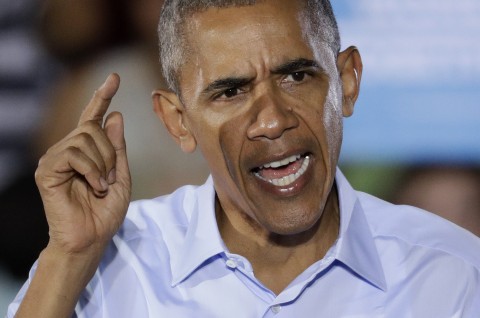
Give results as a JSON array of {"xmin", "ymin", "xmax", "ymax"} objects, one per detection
[{"xmin": 177, "ymin": 0, "xmax": 344, "ymax": 235}]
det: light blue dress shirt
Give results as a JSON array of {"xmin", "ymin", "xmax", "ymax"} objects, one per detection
[{"xmin": 8, "ymin": 169, "xmax": 480, "ymax": 317}]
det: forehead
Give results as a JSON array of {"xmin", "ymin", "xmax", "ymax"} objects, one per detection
[
  {"xmin": 187, "ymin": 0, "xmax": 304, "ymax": 35},
  {"xmin": 181, "ymin": 1, "xmax": 316, "ymax": 80}
]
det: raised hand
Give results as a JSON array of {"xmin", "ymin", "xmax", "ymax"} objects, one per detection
[
  {"xmin": 35, "ymin": 73, "xmax": 131, "ymax": 256},
  {"xmin": 13, "ymin": 74, "xmax": 132, "ymax": 318}
]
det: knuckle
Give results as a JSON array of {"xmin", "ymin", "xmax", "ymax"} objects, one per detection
[
  {"xmin": 74, "ymin": 132, "xmax": 94, "ymax": 145},
  {"xmin": 37, "ymin": 154, "xmax": 47, "ymax": 167},
  {"xmin": 83, "ymin": 120, "xmax": 101, "ymax": 131},
  {"xmin": 34, "ymin": 167, "xmax": 44, "ymax": 184},
  {"xmin": 63, "ymin": 146, "xmax": 83, "ymax": 163},
  {"xmin": 34, "ymin": 155, "xmax": 51, "ymax": 186},
  {"xmin": 64, "ymin": 145, "xmax": 80, "ymax": 155},
  {"xmin": 78, "ymin": 120, "xmax": 102, "ymax": 133},
  {"xmin": 35, "ymin": 153, "xmax": 49, "ymax": 175}
]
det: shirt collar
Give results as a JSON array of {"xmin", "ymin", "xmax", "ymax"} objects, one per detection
[
  {"xmin": 334, "ymin": 168, "xmax": 387, "ymax": 291},
  {"xmin": 170, "ymin": 176, "xmax": 226, "ymax": 286},
  {"xmin": 170, "ymin": 170, "xmax": 388, "ymax": 291}
]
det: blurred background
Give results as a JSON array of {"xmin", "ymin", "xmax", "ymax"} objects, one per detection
[
  {"xmin": 335, "ymin": 0, "xmax": 480, "ymax": 237},
  {"xmin": 1, "ymin": 0, "xmax": 479, "ymax": 313}
]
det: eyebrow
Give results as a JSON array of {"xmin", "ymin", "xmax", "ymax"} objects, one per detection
[
  {"xmin": 201, "ymin": 58, "xmax": 321, "ymax": 95},
  {"xmin": 271, "ymin": 58, "xmax": 321, "ymax": 75},
  {"xmin": 202, "ymin": 77, "xmax": 254, "ymax": 95}
]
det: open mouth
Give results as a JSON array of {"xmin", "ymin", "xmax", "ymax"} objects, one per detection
[{"xmin": 252, "ymin": 154, "xmax": 310, "ymax": 187}]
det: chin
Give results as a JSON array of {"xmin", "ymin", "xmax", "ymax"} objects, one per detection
[{"xmin": 263, "ymin": 209, "xmax": 322, "ymax": 237}]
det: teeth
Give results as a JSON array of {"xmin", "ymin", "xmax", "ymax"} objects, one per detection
[
  {"xmin": 255, "ymin": 156, "xmax": 310, "ymax": 187},
  {"xmin": 262, "ymin": 154, "xmax": 300, "ymax": 169}
]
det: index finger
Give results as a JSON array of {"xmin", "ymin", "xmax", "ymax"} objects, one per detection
[{"xmin": 78, "ymin": 73, "xmax": 121, "ymax": 126}]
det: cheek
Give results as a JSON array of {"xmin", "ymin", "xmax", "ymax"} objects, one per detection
[
  {"xmin": 311, "ymin": 47, "xmax": 344, "ymax": 161},
  {"xmin": 293, "ymin": 82, "xmax": 337, "ymax": 152},
  {"xmin": 323, "ymin": 80, "xmax": 344, "ymax": 160},
  {"xmin": 218, "ymin": 112, "xmax": 251, "ymax": 185},
  {"xmin": 290, "ymin": 79, "xmax": 342, "ymax": 178}
]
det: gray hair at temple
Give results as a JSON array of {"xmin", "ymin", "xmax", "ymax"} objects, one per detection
[{"xmin": 158, "ymin": 0, "xmax": 341, "ymax": 93}]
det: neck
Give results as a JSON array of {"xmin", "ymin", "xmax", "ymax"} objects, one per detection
[{"xmin": 216, "ymin": 184, "xmax": 340, "ymax": 294}]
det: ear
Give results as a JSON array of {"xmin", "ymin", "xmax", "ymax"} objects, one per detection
[
  {"xmin": 337, "ymin": 46, "xmax": 362, "ymax": 117},
  {"xmin": 152, "ymin": 89, "xmax": 197, "ymax": 153}
]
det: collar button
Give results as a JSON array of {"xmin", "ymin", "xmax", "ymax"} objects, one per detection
[
  {"xmin": 226, "ymin": 259, "xmax": 238, "ymax": 269},
  {"xmin": 271, "ymin": 305, "xmax": 282, "ymax": 314}
]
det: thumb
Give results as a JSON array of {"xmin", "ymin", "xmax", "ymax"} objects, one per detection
[{"xmin": 104, "ymin": 111, "xmax": 131, "ymax": 187}]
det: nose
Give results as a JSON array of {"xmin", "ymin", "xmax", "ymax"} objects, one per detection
[{"xmin": 246, "ymin": 90, "xmax": 299, "ymax": 140}]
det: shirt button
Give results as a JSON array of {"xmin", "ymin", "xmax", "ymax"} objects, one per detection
[
  {"xmin": 271, "ymin": 305, "xmax": 281, "ymax": 314},
  {"xmin": 226, "ymin": 259, "xmax": 237, "ymax": 269}
]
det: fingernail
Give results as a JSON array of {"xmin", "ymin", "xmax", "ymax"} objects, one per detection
[
  {"xmin": 100, "ymin": 177, "xmax": 109, "ymax": 191},
  {"xmin": 99, "ymin": 82, "xmax": 107, "ymax": 91},
  {"xmin": 99, "ymin": 75, "xmax": 111, "ymax": 90},
  {"xmin": 107, "ymin": 169, "xmax": 116, "ymax": 184}
]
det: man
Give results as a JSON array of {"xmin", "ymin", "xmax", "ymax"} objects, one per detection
[{"xmin": 8, "ymin": 0, "xmax": 480, "ymax": 317}]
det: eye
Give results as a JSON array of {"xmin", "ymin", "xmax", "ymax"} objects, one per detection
[
  {"xmin": 223, "ymin": 87, "xmax": 239, "ymax": 98},
  {"xmin": 214, "ymin": 87, "xmax": 244, "ymax": 101},
  {"xmin": 283, "ymin": 71, "xmax": 307, "ymax": 83}
]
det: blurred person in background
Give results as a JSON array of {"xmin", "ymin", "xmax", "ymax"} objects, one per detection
[
  {"xmin": 37, "ymin": 0, "xmax": 209, "ymax": 199},
  {"xmin": 0, "ymin": 0, "xmax": 56, "ymax": 312},
  {"xmin": 0, "ymin": 1, "xmax": 55, "ymax": 194},
  {"xmin": 39, "ymin": 0, "xmax": 132, "ymax": 67},
  {"xmin": 1, "ymin": 0, "xmax": 132, "ymax": 282},
  {"xmin": 393, "ymin": 165, "xmax": 480, "ymax": 237},
  {"xmin": 1, "ymin": 0, "xmax": 209, "ymax": 313}
]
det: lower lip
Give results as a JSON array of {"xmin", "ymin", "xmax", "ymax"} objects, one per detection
[{"xmin": 251, "ymin": 156, "xmax": 313, "ymax": 197}]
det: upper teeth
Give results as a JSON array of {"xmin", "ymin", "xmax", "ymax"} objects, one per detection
[
  {"xmin": 261, "ymin": 154, "xmax": 301, "ymax": 169},
  {"xmin": 254, "ymin": 155, "xmax": 310, "ymax": 187}
]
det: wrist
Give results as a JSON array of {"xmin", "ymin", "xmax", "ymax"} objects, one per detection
[
  {"xmin": 15, "ymin": 244, "xmax": 105, "ymax": 318},
  {"xmin": 40, "ymin": 242, "xmax": 105, "ymax": 283}
]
